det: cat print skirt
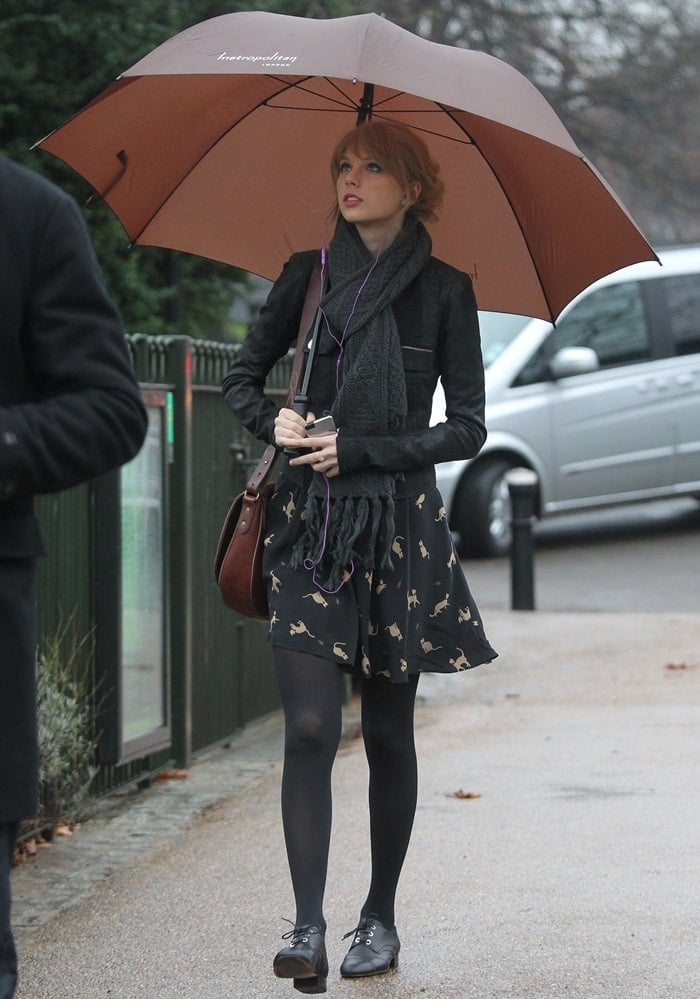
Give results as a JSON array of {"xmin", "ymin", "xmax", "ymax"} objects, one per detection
[{"xmin": 262, "ymin": 472, "xmax": 497, "ymax": 683}]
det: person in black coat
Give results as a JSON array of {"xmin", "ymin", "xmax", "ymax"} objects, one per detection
[
  {"xmin": 0, "ymin": 154, "xmax": 148, "ymax": 999},
  {"xmin": 223, "ymin": 121, "xmax": 496, "ymax": 993}
]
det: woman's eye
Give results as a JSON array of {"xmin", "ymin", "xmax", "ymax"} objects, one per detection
[
  {"xmin": 339, "ymin": 161, "xmax": 351, "ymax": 173},
  {"xmin": 367, "ymin": 161, "xmax": 382, "ymax": 172}
]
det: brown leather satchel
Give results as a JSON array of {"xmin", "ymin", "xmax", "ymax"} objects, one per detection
[{"xmin": 215, "ymin": 256, "xmax": 323, "ymax": 619}]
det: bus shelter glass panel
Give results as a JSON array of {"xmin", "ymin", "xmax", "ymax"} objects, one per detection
[{"xmin": 120, "ymin": 397, "xmax": 170, "ymax": 755}]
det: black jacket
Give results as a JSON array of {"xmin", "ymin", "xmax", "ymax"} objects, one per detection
[
  {"xmin": 0, "ymin": 156, "xmax": 148, "ymax": 557},
  {"xmin": 223, "ymin": 249, "xmax": 486, "ymax": 473},
  {"xmin": 0, "ymin": 155, "xmax": 147, "ymax": 821}
]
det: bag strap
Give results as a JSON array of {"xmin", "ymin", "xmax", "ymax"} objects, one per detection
[
  {"xmin": 245, "ymin": 254, "xmax": 323, "ymax": 494},
  {"xmin": 286, "ymin": 255, "xmax": 324, "ymax": 408}
]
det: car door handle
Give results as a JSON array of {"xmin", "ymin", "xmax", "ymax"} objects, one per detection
[{"xmin": 675, "ymin": 373, "xmax": 695, "ymax": 387}]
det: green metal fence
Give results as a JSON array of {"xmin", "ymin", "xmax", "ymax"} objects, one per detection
[
  {"xmin": 188, "ymin": 337, "xmax": 283, "ymax": 755},
  {"xmin": 34, "ymin": 334, "xmax": 292, "ymax": 803}
]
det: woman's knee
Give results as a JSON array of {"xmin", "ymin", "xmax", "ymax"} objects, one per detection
[
  {"xmin": 285, "ymin": 709, "xmax": 341, "ymax": 759},
  {"xmin": 363, "ymin": 720, "xmax": 416, "ymax": 763},
  {"xmin": 361, "ymin": 677, "xmax": 418, "ymax": 756}
]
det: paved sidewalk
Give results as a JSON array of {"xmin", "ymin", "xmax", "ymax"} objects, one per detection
[
  {"xmin": 12, "ymin": 711, "xmax": 287, "ymax": 931},
  {"xmin": 11, "ymin": 610, "xmax": 700, "ymax": 998}
]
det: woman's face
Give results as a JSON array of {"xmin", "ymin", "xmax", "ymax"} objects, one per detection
[{"xmin": 335, "ymin": 147, "xmax": 417, "ymax": 249}]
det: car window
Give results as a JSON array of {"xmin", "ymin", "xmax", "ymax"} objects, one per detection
[
  {"xmin": 554, "ymin": 281, "xmax": 652, "ymax": 365},
  {"xmin": 513, "ymin": 281, "xmax": 651, "ymax": 386},
  {"xmin": 663, "ymin": 273, "xmax": 700, "ymax": 356},
  {"xmin": 478, "ymin": 312, "xmax": 530, "ymax": 367}
]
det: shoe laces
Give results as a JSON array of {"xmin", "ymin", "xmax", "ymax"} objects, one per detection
[
  {"xmin": 342, "ymin": 914, "xmax": 378, "ymax": 946},
  {"xmin": 280, "ymin": 919, "xmax": 323, "ymax": 947}
]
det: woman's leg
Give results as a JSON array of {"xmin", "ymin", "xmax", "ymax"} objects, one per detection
[
  {"xmin": 274, "ymin": 648, "xmax": 345, "ymax": 928},
  {"xmin": 359, "ymin": 673, "xmax": 419, "ymax": 927}
]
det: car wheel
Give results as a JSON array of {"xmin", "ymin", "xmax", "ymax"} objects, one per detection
[{"xmin": 453, "ymin": 460, "xmax": 515, "ymax": 558}]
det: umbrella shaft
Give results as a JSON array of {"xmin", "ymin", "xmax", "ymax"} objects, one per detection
[{"xmin": 356, "ymin": 83, "xmax": 375, "ymax": 124}]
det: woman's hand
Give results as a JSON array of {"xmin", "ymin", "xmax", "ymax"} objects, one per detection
[
  {"xmin": 289, "ymin": 431, "xmax": 340, "ymax": 478},
  {"xmin": 274, "ymin": 407, "xmax": 311, "ymax": 449},
  {"xmin": 274, "ymin": 409, "xmax": 340, "ymax": 477}
]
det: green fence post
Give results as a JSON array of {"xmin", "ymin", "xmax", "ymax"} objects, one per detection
[{"xmin": 168, "ymin": 336, "xmax": 193, "ymax": 767}]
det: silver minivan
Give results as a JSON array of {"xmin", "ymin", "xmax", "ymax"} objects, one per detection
[{"xmin": 433, "ymin": 245, "xmax": 700, "ymax": 556}]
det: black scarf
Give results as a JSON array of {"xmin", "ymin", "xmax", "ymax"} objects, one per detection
[{"xmin": 290, "ymin": 215, "xmax": 432, "ymax": 590}]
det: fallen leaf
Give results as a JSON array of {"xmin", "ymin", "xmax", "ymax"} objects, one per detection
[
  {"xmin": 156, "ymin": 768, "xmax": 189, "ymax": 781},
  {"xmin": 664, "ymin": 662, "xmax": 688, "ymax": 671},
  {"xmin": 13, "ymin": 839, "xmax": 37, "ymax": 866},
  {"xmin": 54, "ymin": 823, "xmax": 73, "ymax": 837},
  {"xmin": 448, "ymin": 789, "xmax": 482, "ymax": 800}
]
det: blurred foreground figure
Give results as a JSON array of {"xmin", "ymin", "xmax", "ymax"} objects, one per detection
[{"xmin": 0, "ymin": 154, "xmax": 148, "ymax": 999}]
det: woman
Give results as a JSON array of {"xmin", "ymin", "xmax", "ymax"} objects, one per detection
[{"xmin": 222, "ymin": 120, "xmax": 496, "ymax": 994}]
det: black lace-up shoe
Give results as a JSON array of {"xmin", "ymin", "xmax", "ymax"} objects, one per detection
[
  {"xmin": 273, "ymin": 922, "xmax": 328, "ymax": 994},
  {"xmin": 339, "ymin": 914, "xmax": 400, "ymax": 978}
]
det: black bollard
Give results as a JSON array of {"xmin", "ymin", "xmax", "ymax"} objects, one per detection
[{"xmin": 505, "ymin": 467, "xmax": 538, "ymax": 610}]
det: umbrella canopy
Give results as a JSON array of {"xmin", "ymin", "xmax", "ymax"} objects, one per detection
[{"xmin": 36, "ymin": 10, "xmax": 657, "ymax": 321}]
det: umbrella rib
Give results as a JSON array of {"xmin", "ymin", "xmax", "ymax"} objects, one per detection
[
  {"xmin": 436, "ymin": 103, "xmax": 555, "ymax": 320},
  {"xmin": 313, "ymin": 76, "xmax": 364, "ymax": 108},
  {"xmin": 265, "ymin": 95, "xmax": 359, "ymax": 113},
  {"xmin": 370, "ymin": 109, "xmax": 474, "ymax": 145},
  {"xmin": 84, "ymin": 149, "xmax": 128, "ymax": 206},
  {"xmin": 267, "ymin": 75, "xmax": 361, "ymax": 112}
]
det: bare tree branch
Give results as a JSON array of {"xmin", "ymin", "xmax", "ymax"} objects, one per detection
[{"xmin": 376, "ymin": 0, "xmax": 699, "ymax": 242}]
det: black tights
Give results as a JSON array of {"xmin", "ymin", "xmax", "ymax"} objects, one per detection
[{"xmin": 274, "ymin": 648, "xmax": 418, "ymax": 930}]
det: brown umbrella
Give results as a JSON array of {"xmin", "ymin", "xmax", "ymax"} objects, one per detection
[{"xmin": 36, "ymin": 10, "xmax": 657, "ymax": 320}]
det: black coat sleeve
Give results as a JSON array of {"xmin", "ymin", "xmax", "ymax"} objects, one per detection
[
  {"xmin": 222, "ymin": 252, "xmax": 313, "ymax": 443},
  {"xmin": 337, "ymin": 268, "xmax": 486, "ymax": 473},
  {"xmin": 0, "ymin": 185, "xmax": 147, "ymax": 497}
]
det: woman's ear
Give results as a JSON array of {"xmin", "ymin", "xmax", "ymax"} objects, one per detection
[{"xmin": 407, "ymin": 180, "xmax": 422, "ymax": 208}]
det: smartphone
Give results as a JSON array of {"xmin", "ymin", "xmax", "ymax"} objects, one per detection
[{"xmin": 305, "ymin": 415, "xmax": 336, "ymax": 436}]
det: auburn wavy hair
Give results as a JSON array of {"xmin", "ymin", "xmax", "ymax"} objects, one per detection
[{"xmin": 329, "ymin": 119, "xmax": 444, "ymax": 223}]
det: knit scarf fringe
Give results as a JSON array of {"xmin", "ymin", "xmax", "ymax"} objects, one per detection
[{"xmin": 290, "ymin": 493, "xmax": 395, "ymax": 592}]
